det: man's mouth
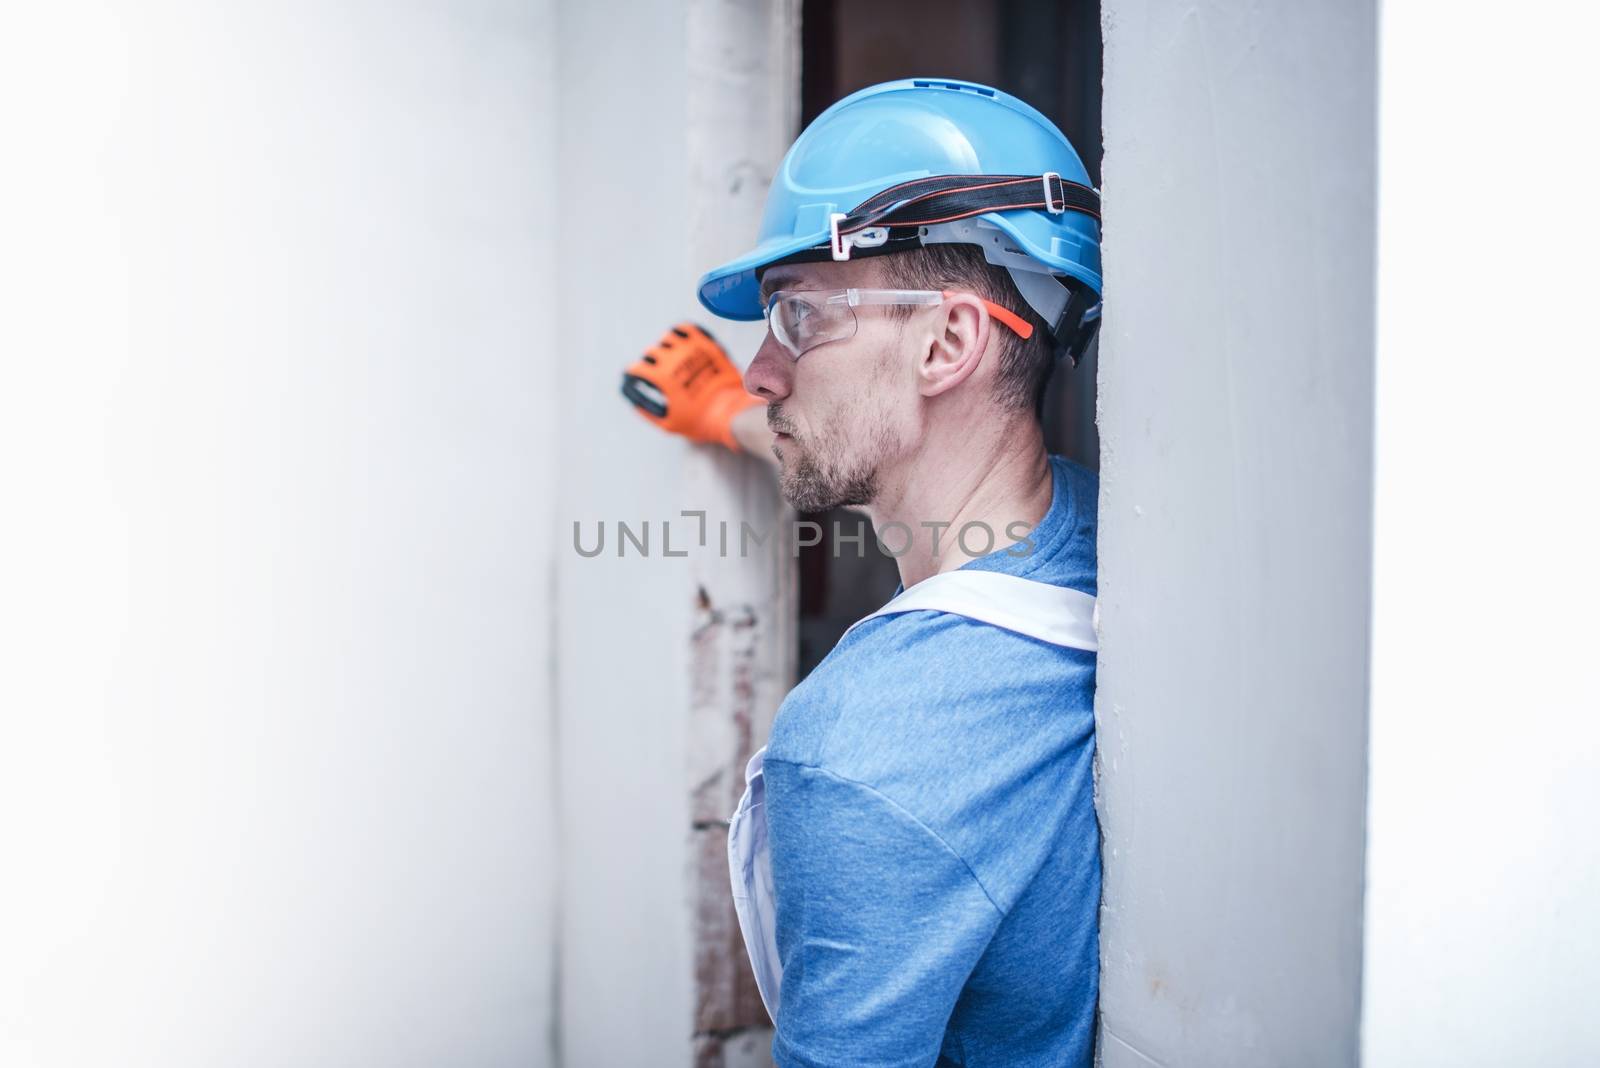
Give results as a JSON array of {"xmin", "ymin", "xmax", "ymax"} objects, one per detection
[{"xmin": 767, "ymin": 404, "xmax": 796, "ymax": 440}]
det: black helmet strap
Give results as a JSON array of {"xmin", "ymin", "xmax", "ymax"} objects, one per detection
[{"xmin": 835, "ymin": 172, "xmax": 1100, "ymax": 241}]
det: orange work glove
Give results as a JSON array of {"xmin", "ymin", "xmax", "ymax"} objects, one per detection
[{"xmin": 621, "ymin": 323, "xmax": 762, "ymax": 452}]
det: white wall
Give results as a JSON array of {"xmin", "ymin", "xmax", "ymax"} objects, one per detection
[
  {"xmin": 1362, "ymin": 4, "xmax": 1600, "ymax": 1065},
  {"xmin": 1095, "ymin": 1, "xmax": 1377, "ymax": 1063},
  {"xmin": 549, "ymin": 0, "xmax": 698, "ymax": 1059},
  {"xmin": 0, "ymin": 3, "xmax": 560, "ymax": 1065},
  {"xmin": 551, "ymin": 1, "xmax": 796, "ymax": 1063}
]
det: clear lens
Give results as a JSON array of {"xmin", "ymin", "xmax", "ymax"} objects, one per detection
[
  {"xmin": 769, "ymin": 293, "xmax": 814, "ymax": 353},
  {"xmin": 759, "ymin": 288, "xmax": 959, "ymax": 359},
  {"xmin": 764, "ymin": 291, "xmax": 857, "ymax": 359}
]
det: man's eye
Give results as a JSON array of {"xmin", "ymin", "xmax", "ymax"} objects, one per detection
[{"xmin": 777, "ymin": 297, "xmax": 815, "ymax": 333}]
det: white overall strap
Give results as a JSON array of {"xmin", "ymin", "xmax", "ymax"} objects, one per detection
[
  {"xmin": 727, "ymin": 746, "xmax": 782, "ymax": 1022},
  {"xmin": 843, "ymin": 568, "xmax": 1098, "ymax": 652}
]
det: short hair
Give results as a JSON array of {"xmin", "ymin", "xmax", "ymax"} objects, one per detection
[{"xmin": 878, "ymin": 243, "xmax": 1057, "ymax": 414}]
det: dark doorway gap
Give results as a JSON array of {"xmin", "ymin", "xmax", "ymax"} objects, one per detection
[{"xmin": 796, "ymin": 0, "xmax": 1104, "ymax": 678}]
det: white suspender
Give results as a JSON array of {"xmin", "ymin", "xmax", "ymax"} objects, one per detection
[{"xmin": 843, "ymin": 568, "xmax": 1099, "ymax": 652}]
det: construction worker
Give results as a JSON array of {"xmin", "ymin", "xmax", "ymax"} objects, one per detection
[{"xmin": 623, "ymin": 78, "xmax": 1104, "ymax": 1067}]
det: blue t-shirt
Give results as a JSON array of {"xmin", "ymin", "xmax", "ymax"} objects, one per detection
[{"xmin": 763, "ymin": 454, "xmax": 1100, "ymax": 1068}]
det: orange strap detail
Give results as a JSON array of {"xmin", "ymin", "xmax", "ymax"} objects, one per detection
[{"xmin": 941, "ymin": 290, "xmax": 1034, "ymax": 340}]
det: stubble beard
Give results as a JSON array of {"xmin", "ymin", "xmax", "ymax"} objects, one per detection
[
  {"xmin": 774, "ymin": 418, "xmax": 893, "ymax": 513},
  {"xmin": 779, "ymin": 442, "xmax": 875, "ymax": 512}
]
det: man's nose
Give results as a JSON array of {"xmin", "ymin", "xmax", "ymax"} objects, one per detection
[{"xmin": 742, "ymin": 333, "xmax": 793, "ymax": 402}]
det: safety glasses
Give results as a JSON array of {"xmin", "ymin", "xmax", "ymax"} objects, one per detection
[{"xmin": 762, "ymin": 288, "xmax": 1034, "ymax": 360}]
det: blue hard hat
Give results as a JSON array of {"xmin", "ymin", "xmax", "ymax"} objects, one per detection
[{"xmin": 696, "ymin": 77, "xmax": 1102, "ymax": 323}]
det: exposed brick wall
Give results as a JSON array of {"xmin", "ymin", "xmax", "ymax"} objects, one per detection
[{"xmin": 690, "ymin": 596, "xmax": 775, "ymax": 1060}]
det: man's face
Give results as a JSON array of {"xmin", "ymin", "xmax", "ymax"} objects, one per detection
[{"xmin": 744, "ymin": 258, "xmax": 920, "ymax": 512}]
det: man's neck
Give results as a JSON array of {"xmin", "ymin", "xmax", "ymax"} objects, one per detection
[{"xmin": 864, "ymin": 420, "xmax": 1054, "ymax": 590}]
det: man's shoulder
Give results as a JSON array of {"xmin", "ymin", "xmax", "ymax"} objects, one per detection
[
  {"xmin": 769, "ymin": 608, "xmax": 1088, "ymax": 754},
  {"xmin": 764, "ymin": 613, "xmax": 1094, "ymax": 895}
]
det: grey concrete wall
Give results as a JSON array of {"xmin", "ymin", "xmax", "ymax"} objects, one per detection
[
  {"xmin": 684, "ymin": 2, "xmax": 800, "ymax": 1064},
  {"xmin": 0, "ymin": 2, "xmax": 560, "ymax": 1065},
  {"xmin": 550, "ymin": 1, "xmax": 697, "ymax": 1059},
  {"xmin": 1094, "ymin": 1, "xmax": 1377, "ymax": 1063}
]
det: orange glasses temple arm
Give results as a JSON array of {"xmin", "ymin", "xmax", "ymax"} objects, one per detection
[{"xmin": 940, "ymin": 290, "xmax": 1034, "ymax": 340}]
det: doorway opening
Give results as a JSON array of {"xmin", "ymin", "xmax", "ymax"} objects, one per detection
[{"xmin": 795, "ymin": 0, "xmax": 1104, "ymax": 676}]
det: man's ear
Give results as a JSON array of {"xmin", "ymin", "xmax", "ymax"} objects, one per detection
[{"xmin": 917, "ymin": 292, "xmax": 993, "ymax": 399}]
